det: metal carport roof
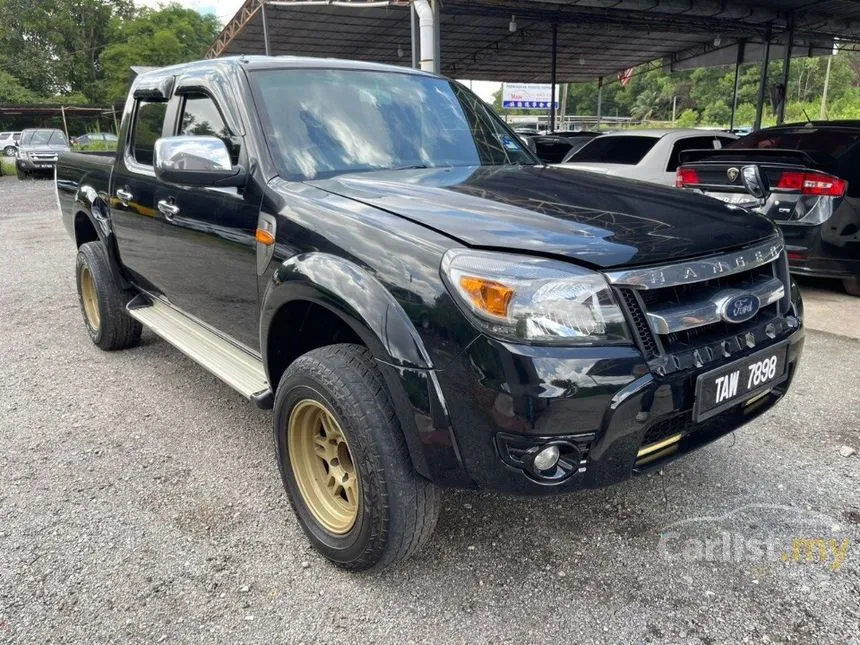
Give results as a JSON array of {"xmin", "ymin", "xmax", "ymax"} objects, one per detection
[{"xmin": 207, "ymin": 0, "xmax": 860, "ymax": 83}]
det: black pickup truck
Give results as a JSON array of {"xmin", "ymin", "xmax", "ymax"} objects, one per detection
[{"xmin": 57, "ymin": 57, "xmax": 804, "ymax": 570}]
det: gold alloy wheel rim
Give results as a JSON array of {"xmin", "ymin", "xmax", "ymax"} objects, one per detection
[
  {"xmin": 79, "ymin": 266, "xmax": 101, "ymax": 331},
  {"xmin": 288, "ymin": 399, "xmax": 360, "ymax": 534}
]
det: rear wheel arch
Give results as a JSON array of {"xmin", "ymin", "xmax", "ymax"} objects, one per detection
[{"xmin": 74, "ymin": 210, "xmax": 99, "ymax": 248}]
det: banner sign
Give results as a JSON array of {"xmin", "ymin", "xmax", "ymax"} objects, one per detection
[{"xmin": 502, "ymin": 83, "xmax": 559, "ymax": 110}]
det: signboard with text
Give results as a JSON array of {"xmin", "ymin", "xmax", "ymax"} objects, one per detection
[{"xmin": 502, "ymin": 83, "xmax": 559, "ymax": 110}]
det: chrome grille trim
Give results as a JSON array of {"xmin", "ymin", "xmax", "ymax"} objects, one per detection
[
  {"xmin": 605, "ymin": 237, "xmax": 783, "ymax": 290},
  {"xmin": 645, "ymin": 276, "xmax": 785, "ymax": 335}
]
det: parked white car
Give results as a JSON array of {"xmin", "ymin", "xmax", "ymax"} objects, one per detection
[
  {"xmin": 0, "ymin": 131, "xmax": 21, "ymax": 157},
  {"xmin": 554, "ymin": 129, "xmax": 737, "ymax": 187}
]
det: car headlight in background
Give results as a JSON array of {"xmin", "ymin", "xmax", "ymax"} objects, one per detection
[{"xmin": 441, "ymin": 249, "xmax": 630, "ymax": 345}]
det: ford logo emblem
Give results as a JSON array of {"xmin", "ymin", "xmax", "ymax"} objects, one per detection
[{"xmin": 722, "ymin": 294, "xmax": 760, "ymax": 324}]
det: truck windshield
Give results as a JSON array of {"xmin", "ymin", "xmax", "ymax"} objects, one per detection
[
  {"xmin": 21, "ymin": 130, "xmax": 68, "ymax": 146},
  {"xmin": 250, "ymin": 69, "xmax": 537, "ymax": 180}
]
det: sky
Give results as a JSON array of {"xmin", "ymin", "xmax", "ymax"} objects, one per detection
[{"xmin": 133, "ymin": 0, "xmax": 501, "ymax": 102}]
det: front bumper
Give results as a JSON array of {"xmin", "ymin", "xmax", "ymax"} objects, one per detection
[
  {"xmin": 16, "ymin": 158, "xmax": 57, "ymax": 172},
  {"xmin": 427, "ymin": 315, "xmax": 804, "ymax": 495}
]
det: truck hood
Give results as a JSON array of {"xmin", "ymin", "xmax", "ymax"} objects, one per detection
[{"xmin": 311, "ymin": 165, "xmax": 778, "ymax": 269}]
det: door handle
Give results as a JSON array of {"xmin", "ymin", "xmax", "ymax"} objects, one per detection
[
  {"xmin": 116, "ymin": 188, "xmax": 132, "ymax": 205},
  {"xmin": 157, "ymin": 199, "xmax": 180, "ymax": 221}
]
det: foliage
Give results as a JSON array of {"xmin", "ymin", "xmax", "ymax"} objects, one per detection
[
  {"xmin": 0, "ymin": 156, "xmax": 15, "ymax": 175},
  {"xmin": 0, "ymin": 69, "xmax": 39, "ymax": 103},
  {"xmin": 500, "ymin": 49, "xmax": 860, "ymax": 128},
  {"xmin": 100, "ymin": 5, "xmax": 221, "ymax": 102},
  {"xmin": 0, "ymin": 1, "xmax": 218, "ymax": 104},
  {"xmin": 676, "ymin": 108, "xmax": 699, "ymax": 128}
]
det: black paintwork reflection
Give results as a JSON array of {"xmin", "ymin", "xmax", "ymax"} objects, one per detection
[
  {"xmin": 153, "ymin": 182, "xmax": 262, "ymax": 350},
  {"xmin": 260, "ymin": 179, "xmax": 479, "ymax": 371},
  {"xmin": 313, "ymin": 164, "xmax": 780, "ymax": 268}
]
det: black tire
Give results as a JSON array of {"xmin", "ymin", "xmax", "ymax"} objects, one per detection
[
  {"xmin": 16, "ymin": 167, "xmax": 27, "ymax": 180},
  {"xmin": 3, "ymin": 146, "xmax": 15, "ymax": 156},
  {"xmin": 75, "ymin": 242, "xmax": 142, "ymax": 351},
  {"xmin": 844, "ymin": 277, "xmax": 860, "ymax": 297},
  {"xmin": 274, "ymin": 343, "xmax": 440, "ymax": 571}
]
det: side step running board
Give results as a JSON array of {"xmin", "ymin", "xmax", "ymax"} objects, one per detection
[{"xmin": 128, "ymin": 295, "xmax": 272, "ymax": 407}]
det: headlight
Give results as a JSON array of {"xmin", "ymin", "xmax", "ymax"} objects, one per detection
[{"xmin": 441, "ymin": 249, "xmax": 630, "ymax": 345}]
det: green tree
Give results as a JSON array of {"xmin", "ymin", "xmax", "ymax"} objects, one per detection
[
  {"xmin": 0, "ymin": 69, "xmax": 38, "ymax": 103},
  {"xmin": 100, "ymin": 5, "xmax": 221, "ymax": 101},
  {"xmin": 676, "ymin": 108, "xmax": 699, "ymax": 127},
  {"xmin": 702, "ymin": 99, "xmax": 732, "ymax": 126},
  {"xmin": 0, "ymin": 0, "xmax": 133, "ymax": 102}
]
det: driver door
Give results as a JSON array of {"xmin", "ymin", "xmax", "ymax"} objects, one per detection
[{"xmin": 152, "ymin": 91, "xmax": 262, "ymax": 350}]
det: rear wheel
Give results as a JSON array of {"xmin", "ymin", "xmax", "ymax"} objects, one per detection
[
  {"xmin": 844, "ymin": 277, "xmax": 860, "ymax": 297},
  {"xmin": 274, "ymin": 344, "xmax": 440, "ymax": 571},
  {"xmin": 75, "ymin": 242, "xmax": 142, "ymax": 350},
  {"xmin": 3, "ymin": 145, "xmax": 15, "ymax": 156}
]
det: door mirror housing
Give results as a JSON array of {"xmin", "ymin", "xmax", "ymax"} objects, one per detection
[{"xmin": 153, "ymin": 135, "xmax": 246, "ymax": 187}]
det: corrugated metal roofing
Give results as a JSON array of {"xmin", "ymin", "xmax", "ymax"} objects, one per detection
[{"xmin": 208, "ymin": 0, "xmax": 860, "ymax": 82}]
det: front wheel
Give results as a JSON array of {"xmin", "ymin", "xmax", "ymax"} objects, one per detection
[
  {"xmin": 3, "ymin": 146, "xmax": 15, "ymax": 156},
  {"xmin": 16, "ymin": 167, "xmax": 28, "ymax": 180},
  {"xmin": 274, "ymin": 344, "xmax": 440, "ymax": 571}
]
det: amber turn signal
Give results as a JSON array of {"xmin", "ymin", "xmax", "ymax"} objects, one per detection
[
  {"xmin": 255, "ymin": 228, "xmax": 275, "ymax": 246},
  {"xmin": 458, "ymin": 276, "xmax": 514, "ymax": 318}
]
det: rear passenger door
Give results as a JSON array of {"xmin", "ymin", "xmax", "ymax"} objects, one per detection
[
  {"xmin": 152, "ymin": 91, "xmax": 261, "ymax": 350},
  {"xmin": 110, "ymin": 99, "xmax": 171, "ymax": 292}
]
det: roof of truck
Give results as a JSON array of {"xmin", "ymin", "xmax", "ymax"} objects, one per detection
[{"xmin": 136, "ymin": 55, "xmax": 434, "ymax": 81}]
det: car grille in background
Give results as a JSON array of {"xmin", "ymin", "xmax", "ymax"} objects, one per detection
[{"xmin": 31, "ymin": 154, "xmax": 58, "ymax": 161}]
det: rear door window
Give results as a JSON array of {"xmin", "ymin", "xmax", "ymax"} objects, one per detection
[
  {"xmin": 568, "ymin": 136, "xmax": 658, "ymax": 165},
  {"xmin": 130, "ymin": 100, "xmax": 168, "ymax": 166},
  {"xmin": 666, "ymin": 136, "xmax": 724, "ymax": 172}
]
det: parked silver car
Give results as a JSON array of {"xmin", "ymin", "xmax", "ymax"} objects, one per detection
[
  {"xmin": 0, "ymin": 131, "xmax": 21, "ymax": 157},
  {"xmin": 15, "ymin": 128, "xmax": 70, "ymax": 179}
]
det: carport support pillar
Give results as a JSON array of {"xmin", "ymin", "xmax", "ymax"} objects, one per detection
[
  {"xmin": 60, "ymin": 105, "xmax": 69, "ymax": 141},
  {"xmin": 596, "ymin": 77, "xmax": 603, "ymax": 129},
  {"xmin": 432, "ymin": 0, "xmax": 440, "ymax": 74},
  {"xmin": 753, "ymin": 24, "xmax": 772, "ymax": 132},
  {"xmin": 410, "ymin": 5, "xmax": 419, "ymax": 69},
  {"xmin": 549, "ymin": 23, "xmax": 558, "ymax": 133},
  {"xmin": 777, "ymin": 15, "xmax": 794, "ymax": 125},
  {"xmin": 261, "ymin": 0, "xmax": 271, "ymax": 56},
  {"xmin": 729, "ymin": 39, "xmax": 745, "ymax": 131},
  {"xmin": 412, "ymin": 0, "xmax": 438, "ymax": 73}
]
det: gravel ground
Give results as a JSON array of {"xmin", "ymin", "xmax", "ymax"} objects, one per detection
[{"xmin": 0, "ymin": 177, "xmax": 858, "ymax": 644}]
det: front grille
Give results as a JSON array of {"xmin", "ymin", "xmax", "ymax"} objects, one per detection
[
  {"xmin": 617, "ymin": 288, "xmax": 660, "ymax": 359},
  {"xmin": 608, "ymin": 240, "xmax": 789, "ymax": 370}
]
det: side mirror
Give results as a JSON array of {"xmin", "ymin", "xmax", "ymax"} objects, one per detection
[{"xmin": 153, "ymin": 135, "xmax": 246, "ymax": 187}]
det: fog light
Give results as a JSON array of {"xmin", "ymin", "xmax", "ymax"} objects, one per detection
[{"xmin": 533, "ymin": 445, "xmax": 560, "ymax": 471}]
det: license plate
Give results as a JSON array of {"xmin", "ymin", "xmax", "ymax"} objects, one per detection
[
  {"xmin": 37, "ymin": 164, "xmax": 52, "ymax": 168},
  {"xmin": 693, "ymin": 344, "xmax": 788, "ymax": 422}
]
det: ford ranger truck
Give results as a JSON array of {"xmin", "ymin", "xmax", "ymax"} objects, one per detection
[{"xmin": 56, "ymin": 57, "xmax": 805, "ymax": 571}]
